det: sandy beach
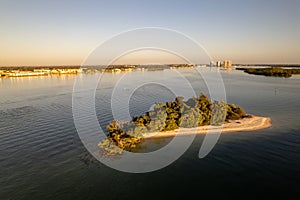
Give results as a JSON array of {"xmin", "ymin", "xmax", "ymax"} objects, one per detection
[{"xmin": 143, "ymin": 115, "xmax": 272, "ymax": 139}]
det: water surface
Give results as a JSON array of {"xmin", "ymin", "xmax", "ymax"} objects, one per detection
[{"xmin": 0, "ymin": 69, "xmax": 299, "ymax": 199}]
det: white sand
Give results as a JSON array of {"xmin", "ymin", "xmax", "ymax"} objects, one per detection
[{"xmin": 143, "ymin": 115, "xmax": 272, "ymax": 139}]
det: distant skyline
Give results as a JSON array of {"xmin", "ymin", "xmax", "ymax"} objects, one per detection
[{"xmin": 1, "ymin": 0, "xmax": 300, "ymax": 66}]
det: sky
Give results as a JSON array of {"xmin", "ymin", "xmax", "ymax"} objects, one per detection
[{"xmin": 0, "ymin": 0, "xmax": 300, "ymax": 66}]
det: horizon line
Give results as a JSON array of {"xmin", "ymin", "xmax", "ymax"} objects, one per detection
[{"xmin": 1, "ymin": 63, "xmax": 300, "ymax": 68}]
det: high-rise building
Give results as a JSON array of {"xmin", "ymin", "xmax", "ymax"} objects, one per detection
[
  {"xmin": 216, "ymin": 61, "xmax": 222, "ymax": 67},
  {"xmin": 223, "ymin": 60, "xmax": 232, "ymax": 68}
]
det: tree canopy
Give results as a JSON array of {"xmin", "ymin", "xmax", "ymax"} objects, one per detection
[
  {"xmin": 98, "ymin": 93, "xmax": 248, "ymax": 156},
  {"xmin": 238, "ymin": 67, "xmax": 300, "ymax": 78}
]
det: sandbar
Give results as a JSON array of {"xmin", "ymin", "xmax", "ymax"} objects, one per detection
[{"xmin": 143, "ymin": 115, "xmax": 272, "ymax": 139}]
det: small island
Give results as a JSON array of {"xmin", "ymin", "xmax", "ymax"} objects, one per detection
[
  {"xmin": 98, "ymin": 93, "xmax": 271, "ymax": 156},
  {"xmin": 237, "ymin": 67, "xmax": 300, "ymax": 78}
]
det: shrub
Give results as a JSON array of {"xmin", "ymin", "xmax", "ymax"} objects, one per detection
[{"xmin": 99, "ymin": 93, "xmax": 247, "ymax": 155}]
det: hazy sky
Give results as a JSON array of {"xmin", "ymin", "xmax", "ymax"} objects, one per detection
[{"xmin": 1, "ymin": 0, "xmax": 300, "ymax": 66}]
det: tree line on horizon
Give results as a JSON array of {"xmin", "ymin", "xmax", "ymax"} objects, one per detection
[{"xmin": 238, "ymin": 67, "xmax": 300, "ymax": 78}]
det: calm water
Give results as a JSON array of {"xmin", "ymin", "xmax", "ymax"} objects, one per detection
[{"xmin": 0, "ymin": 69, "xmax": 299, "ymax": 199}]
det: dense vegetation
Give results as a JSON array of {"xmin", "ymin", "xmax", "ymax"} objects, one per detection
[
  {"xmin": 98, "ymin": 93, "xmax": 247, "ymax": 156},
  {"xmin": 238, "ymin": 67, "xmax": 300, "ymax": 78}
]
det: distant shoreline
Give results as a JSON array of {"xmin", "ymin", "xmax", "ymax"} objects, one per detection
[
  {"xmin": 0, "ymin": 63, "xmax": 300, "ymax": 68},
  {"xmin": 143, "ymin": 115, "xmax": 272, "ymax": 139},
  {"xmin": 0, "ymin": 64, "xmax": 194, "ymax": 78},
  {"xmin": 1, "ymin": 64, "xmax": 300, "ymax": 78},
  {"xmin": 236, "ymin": 67, "xmax": 300, "ymax": 78},
  {"xmin": 1, "ymin": 63, "xmax": 300, "ymax": 70}
]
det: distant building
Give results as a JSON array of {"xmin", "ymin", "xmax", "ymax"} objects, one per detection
[
  {"xmin": 216, "ymin": 61, "xmax": 222, "ymax": 67},
  {"xmin": 223, "ymin": 60, "xmax": 232, "ymax": 68}
]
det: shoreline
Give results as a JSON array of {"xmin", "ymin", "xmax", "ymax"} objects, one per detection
[
  {"xmin": 143, "ymin": 115, "xmax": 272, "ymax": 139},
  {"xmin": 0, "ymin": 65, "xmax": 194, "ymax": 78}
]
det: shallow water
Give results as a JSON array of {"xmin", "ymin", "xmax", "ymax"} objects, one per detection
[{"xmin": 0, "ymin": 69, "xmax": 299, "ymax": 199}]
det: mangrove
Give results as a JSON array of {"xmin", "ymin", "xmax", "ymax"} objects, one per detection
[
  {"xmin": 98, "ymin": 93, "xmax": 249, "ymax": 156},
  {"xmin": 237, "ymin": 67, "xmax": 300, "ymax": 78}
]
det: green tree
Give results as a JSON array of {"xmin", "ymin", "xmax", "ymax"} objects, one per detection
[
  {"xmin": 100, "ymin": 92, "xmax": 248, "ymax": 155},
  {"xmin": 210, "ymin": 101, "xmax": 226, "ymax": 125},
  {"xmin": 179, "ymin": 107, "xmax": 200, "ymax": 128}
]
